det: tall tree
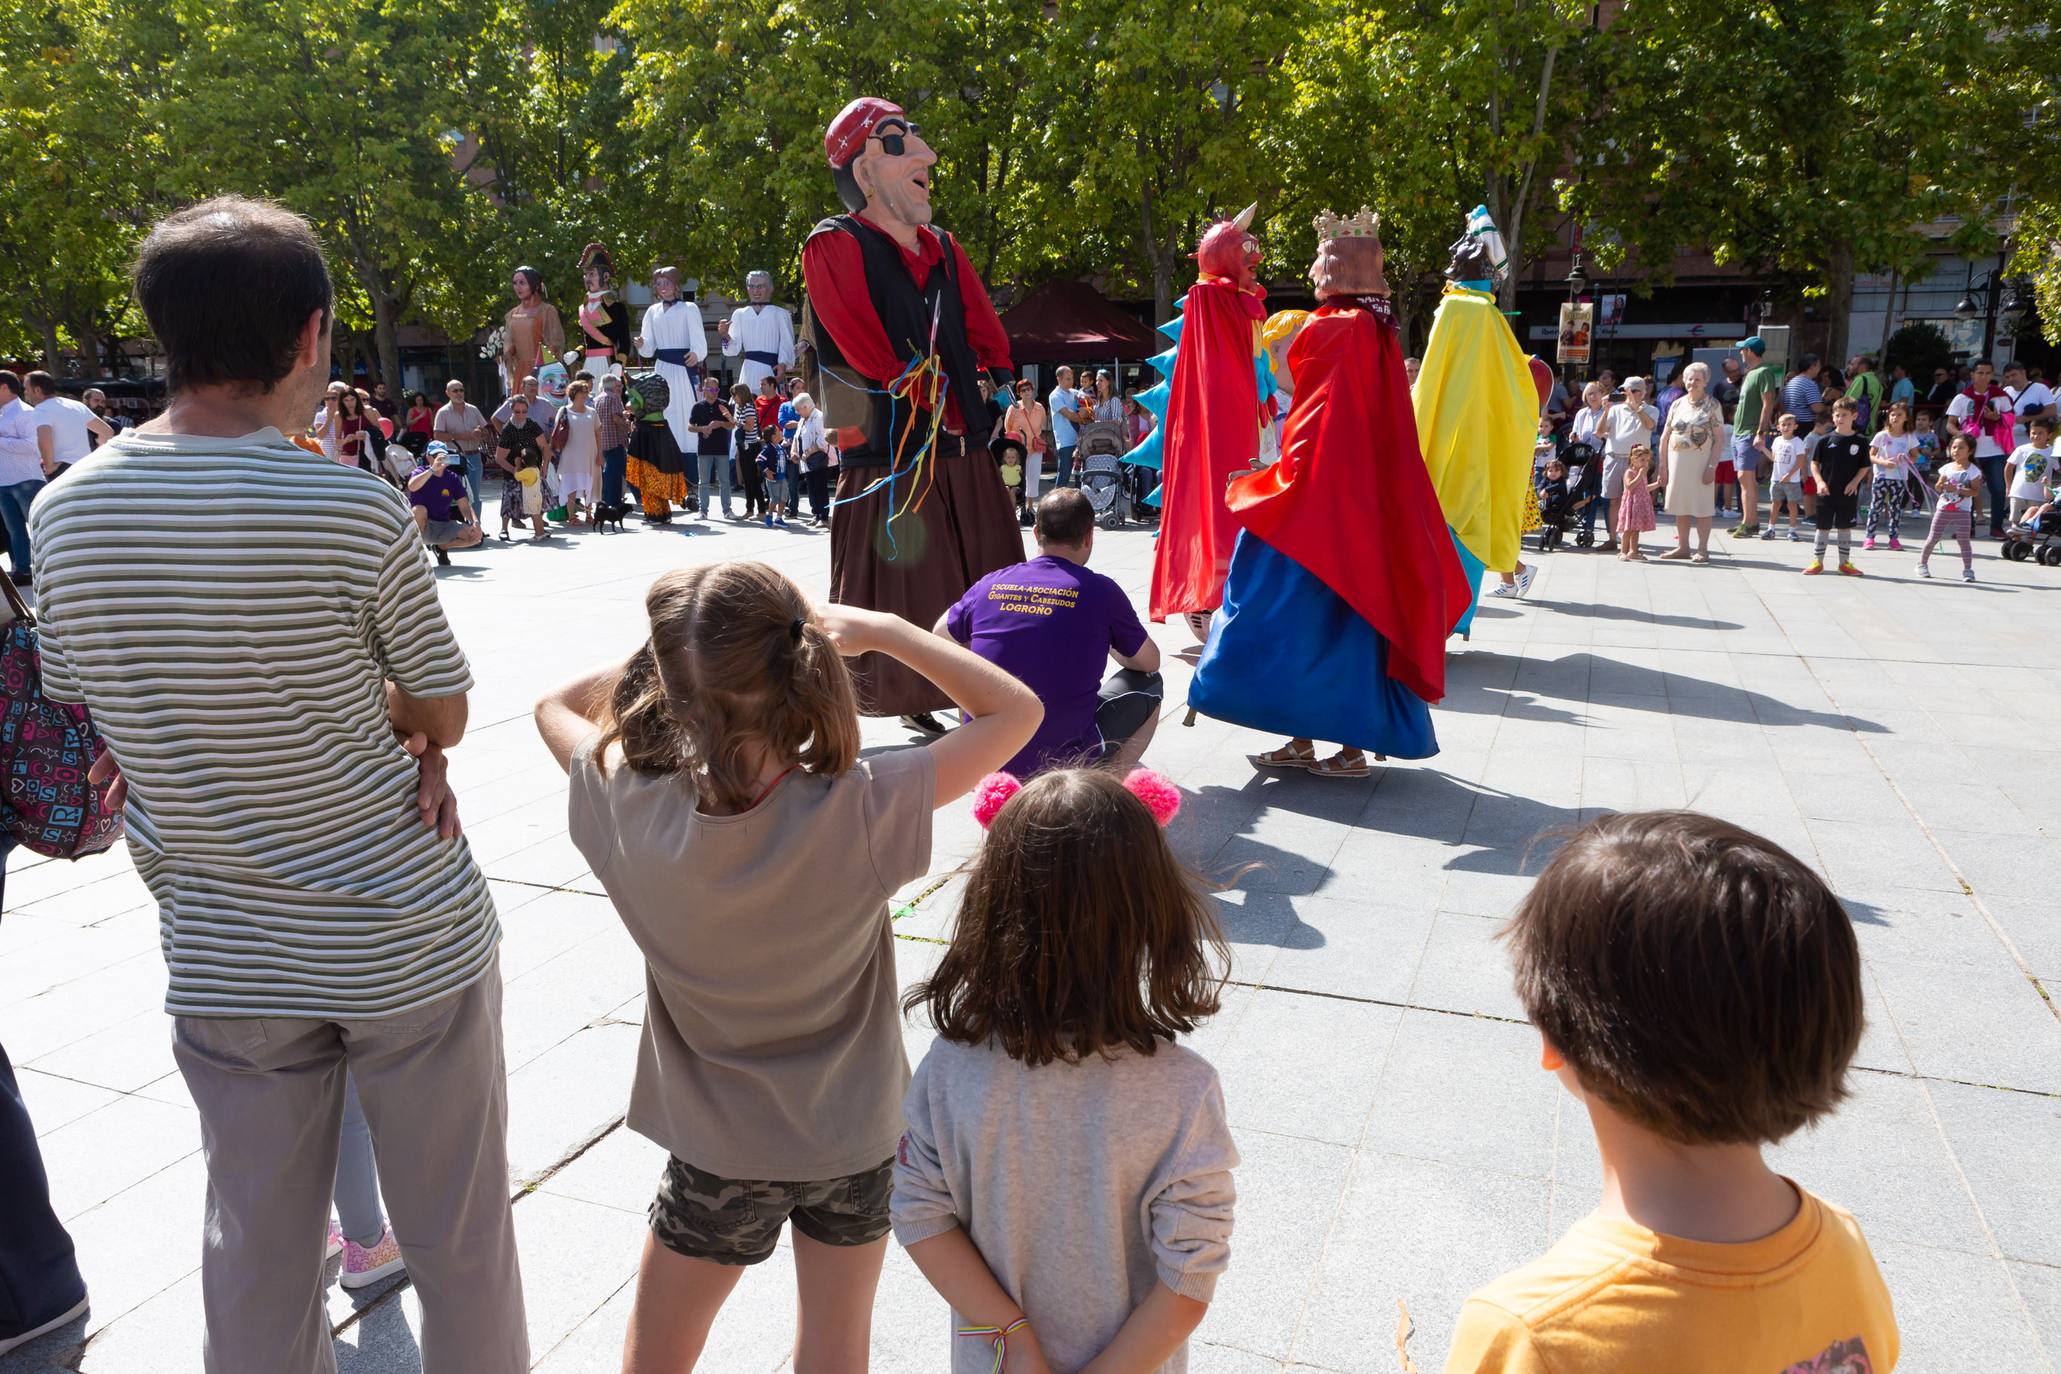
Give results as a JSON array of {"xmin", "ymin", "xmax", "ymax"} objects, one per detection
[
  {"xmin": 0, "ymin": 0, "xmax": 170, "ymax": 370},
  {"xmin": 1274, "ymin": 0, "xmax": 1588, "ymax": 346},
  {"xmin": 151, "ymin": 0, "xmax": 504, "ymax": 394},
  {"xmin": 1569, "ymin": 0, "xmax": 2007, "ymax": 362}
]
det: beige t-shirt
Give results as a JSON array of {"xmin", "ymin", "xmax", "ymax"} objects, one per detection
[{"xmin": 569, "ymin": 737, "xmax": 935, "ymax": 1180}]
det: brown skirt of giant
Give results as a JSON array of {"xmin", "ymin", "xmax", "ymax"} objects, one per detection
[{"xmin": 828, "ymin": 437, "xmax": 1026, "ymax": 716}]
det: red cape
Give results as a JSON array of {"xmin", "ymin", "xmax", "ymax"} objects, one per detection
[
  {"xmin": 1149, "ymin": 278, "xmax": 1265, "ymax": 620},
  {"xmin": 1225, "ymin": 300, "xmax": 1470, "ymax": 703}
]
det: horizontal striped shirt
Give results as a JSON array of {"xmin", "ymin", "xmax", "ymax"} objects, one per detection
[{"xmin": 29, "ymin": 427, "xmax": 499, "ymax": 1019}]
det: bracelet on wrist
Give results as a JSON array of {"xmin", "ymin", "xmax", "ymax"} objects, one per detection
[{"xmin": 958, "ymin": 1317, "xmax": 1030, "ymax": 1373}]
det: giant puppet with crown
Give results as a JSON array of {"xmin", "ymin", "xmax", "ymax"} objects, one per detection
[
  {"xmin": 1187, "ymin": 207, "xmax": 1473, "ymax": 776},
  {"xmin": 801, "ymin": 97, "xmax": 1022, "ymax": 726}
]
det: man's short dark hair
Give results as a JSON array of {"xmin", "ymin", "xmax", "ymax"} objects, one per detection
[
  {"xmin": 1799, "ymin": 353, "xmax": 1820, "ymax": 371},
  {"xmin": 1034, "ymin": 488, "xmax": 1094, "ymax": 547},
  {"xmin": 0, "ymin": 371, "xmax": 21, "ymax": 398},
  {"xmin": 1504, "ymin": 811, "xmax": 1861, "ymax": 1146},
  {"xmin": 24, "ymin": 370, "xmax": 57, "ymax": 397},
  {"xmin": 132, "ymin": 196, "xmax": 332, "ymax": 393}
]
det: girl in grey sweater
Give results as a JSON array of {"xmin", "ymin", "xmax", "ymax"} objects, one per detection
[{"xmin": 893, "ymin": 767, "xmax": 1239, "ymax": 1374}]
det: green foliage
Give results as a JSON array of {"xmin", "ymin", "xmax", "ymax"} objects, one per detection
[
  {"xmin": 1882, "ymin": 322, "xmax": 1952, "ymax": 383},
  {"xmin": 1, "ymin": 0, "xmax": 2044, "ymax": 382}
]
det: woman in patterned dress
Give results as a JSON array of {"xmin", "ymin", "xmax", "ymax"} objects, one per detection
[{"xmin": 492, "ymin": 396, "xmax": 554, "ymax": 542}]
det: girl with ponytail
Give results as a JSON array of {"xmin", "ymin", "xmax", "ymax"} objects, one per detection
[{"xmin": 534, "ymin": 561, "xmax": 1040, "ymax": 1371}]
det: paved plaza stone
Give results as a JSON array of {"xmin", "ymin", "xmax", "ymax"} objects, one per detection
[{"xmin": 4, "ymin": 509, "xmax": 2060, "ymax": 1371}]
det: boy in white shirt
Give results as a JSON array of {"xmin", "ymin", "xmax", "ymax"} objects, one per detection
[
  {"xmin": 2005, "ymin": 415, "xmax": 2058, "ymax": 527},
  {"xmin": 1757, "ymin": 412, "xmax": 1809, "ymax": 541}
]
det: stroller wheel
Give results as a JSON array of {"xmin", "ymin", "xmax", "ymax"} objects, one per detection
[
  {"xmin": 2039, "ymin": 544, "xmax": 2059, "ymax": 567},
  {"xmin": 2006, "ymin": 540, "xmax": 2032, "ymax": 561},
  {"xmin": 1575, "ymin": 529, "xmax": 1593, "ymax": 548}
]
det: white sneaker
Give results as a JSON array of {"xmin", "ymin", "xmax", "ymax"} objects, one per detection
[
  {"xmin": 1488, "ymin": 581, "xmax": 1517, "ymax": 597},
  {"xmin": 1513, "ymin": 564, "xmax": 1536, "ymax": 598},
  {"xmin": 0, "ymin": 1294, "xmax": 90, "ymax": 1357},
  {"xmin": 1962, "ymin": 567, "xmax": 1976, "ymax": 583},
  {"xmin": 1915, "ymin": 563, "xmax": 1931, "ymax": 578}
]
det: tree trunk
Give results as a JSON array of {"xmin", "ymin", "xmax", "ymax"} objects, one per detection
[
  {"xmin": 1824, "ymin": 240, "xmax": 1854, "ymax": 368},
  {"xmin": 40, "ymin": 319, "xmax": 62, "ymax": 372},
  {"xmin": 75, "ymin": 322, "xmax": 103, "ymax": 380},
  {"xmin": 371, "ymin": 288, "xmax": 403, "ymax": 401}
]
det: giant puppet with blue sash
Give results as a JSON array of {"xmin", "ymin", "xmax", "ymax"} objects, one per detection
[{"xmin": 801, "ymin": 97, "xmax": 1023, "ymax": 724}]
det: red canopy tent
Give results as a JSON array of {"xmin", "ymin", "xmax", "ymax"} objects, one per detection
[{"xmin": 1000, "ymin": 279, "xmax": 1164, "ymax": 365}]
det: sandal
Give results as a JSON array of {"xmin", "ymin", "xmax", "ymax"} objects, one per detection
[
  {"xmin": 1690, "ymin": 552, "xmax": 1709, "ymax": 564},
  {"xmin": 1308, "ymin": 751, "xmax": 1372, "ymax": 779},
  {"xmin": 1657, "ymin": 547, "xmax": 1691, "ymax": 560},
  {"xmin": 1250, "ymin": 743, "xmax": 1316, "ymax": 771}
]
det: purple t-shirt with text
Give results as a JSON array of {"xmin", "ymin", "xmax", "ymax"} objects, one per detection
[
  {"xmin": 408, "ymin": 467, "xmax": 469, "ymax": 522},
  {"xmin": 946, "ymin": 554, "xmax": 1148, "ymax": 775}
]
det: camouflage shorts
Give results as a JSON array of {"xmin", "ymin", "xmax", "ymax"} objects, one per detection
[{"xmin": 649, "ymin": 1155, "xmax": 894, "ymax": 1266}]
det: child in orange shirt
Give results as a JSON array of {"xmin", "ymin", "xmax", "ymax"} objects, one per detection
[{"xmin": 1445, "ymin": 811, "xmax": 1897, "ymax": 1374}]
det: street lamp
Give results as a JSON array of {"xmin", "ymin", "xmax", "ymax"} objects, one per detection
[{"xmin": 1566, "ymin": 258, "xmax": 1588, "ymax": 301}]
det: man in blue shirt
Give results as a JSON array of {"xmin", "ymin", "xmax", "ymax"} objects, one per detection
[
  {"xmin": 1048, "ymin": 365, "xmax": 1090, "ymax": 489},
  {"xmin": 1782, "ymin": 354, "xmax": 1826, "ymax": 427}
]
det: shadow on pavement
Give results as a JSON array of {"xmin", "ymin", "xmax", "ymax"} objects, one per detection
[{"xmin": 1538, "ymin": 601, "xmax": 1743, "ymax": 631}]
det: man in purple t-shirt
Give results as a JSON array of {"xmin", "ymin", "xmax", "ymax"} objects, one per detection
[
  {"xmin": 406, "ymin": 443, "xmax": 482, "ymax": 565},
  {"xmin": 938, "ymin": 488, "xmax": 1162, "ymax": 774}
]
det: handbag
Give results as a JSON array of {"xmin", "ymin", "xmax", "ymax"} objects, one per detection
[{"xmin": 0, "ymin": 578, "xmax": 123, "ymax": 858}]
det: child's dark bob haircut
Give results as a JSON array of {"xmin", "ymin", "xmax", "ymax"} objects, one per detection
[
  {"xmin": 1503, "ymin": 811, "xmax": 1862, "ymax": 1146},
  {"xmin": 907, "ymin": 768, "xmax": 1228, "ymax": 1067}
]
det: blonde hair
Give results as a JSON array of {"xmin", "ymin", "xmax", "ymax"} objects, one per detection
[{"xmin": 595, "ymin": 563, "xmax": 860, "ymax": 812}]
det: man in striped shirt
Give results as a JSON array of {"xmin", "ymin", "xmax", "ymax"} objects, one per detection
[{"xmin": 28, "ymin": 197, "xmax": 526, "ymax": 1372}]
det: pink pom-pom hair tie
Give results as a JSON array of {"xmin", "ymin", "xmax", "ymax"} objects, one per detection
[
  {"xmin": 971, "ymin": 772, "xmax": 1023, "ymax": 829},
  {"xmin": 1122, "ymin": 768, "xmax": 1181, "ymax": 827},
  {"xmin": 969, "ymin": 768, "xmax": 1181, "ymax": 829}
]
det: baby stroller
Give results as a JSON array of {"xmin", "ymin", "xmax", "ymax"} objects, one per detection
[
  {"xmin": 1075, "ymin": 420, "xmax": 1133, "ymax": 529},
  {"xmin": 1535, "ymin": 476, "xmax": 1576, "ymax": 551},
  {"xmin": 1560, "ymin": 439, "xmax": 1605, "ymax": 549},
  {"xmin": 2002, "ymin": 500, "xmax": 2061, "ymax": 566}
]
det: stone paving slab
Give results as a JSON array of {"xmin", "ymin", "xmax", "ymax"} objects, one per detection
[{"xmin": 3, "ymin": 510, "xmax": 2059, "ymax": 1371}]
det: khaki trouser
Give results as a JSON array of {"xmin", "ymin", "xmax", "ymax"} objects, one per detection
[{"xmin": 172, "ymin": 959, "xmax": 527, "ymax": 1374}]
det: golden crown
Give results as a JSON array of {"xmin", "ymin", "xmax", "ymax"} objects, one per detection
[{"xmin": 1314, "ymin": 206, "xmax": 1381, "ymax": 240}]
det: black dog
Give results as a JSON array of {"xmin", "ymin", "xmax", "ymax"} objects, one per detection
[{"xmin": 592, "ymin": 501, "xmax": 628, "ymax": 533}]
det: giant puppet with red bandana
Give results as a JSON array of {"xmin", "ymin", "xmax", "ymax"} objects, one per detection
[{"xmin": 801, "ymin": 97, "xmax": 1023, "ymax": 726}]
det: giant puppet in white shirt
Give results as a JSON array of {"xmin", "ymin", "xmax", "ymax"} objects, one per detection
[
  {"xmin": 718, "ymin": 270, "xmax": 796, "ymax": 392},
  {"xmin": 634, "ymin": 265, "xmax": 708, "ymax": 451}
]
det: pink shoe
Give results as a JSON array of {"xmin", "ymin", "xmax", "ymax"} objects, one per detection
[
  {"xmin": 325, "ymin": 1220, "xmax": 343, "ymax": 1263},
  {"xmin": 339, "ymin": 1226, "xmax": 406, "ymax": 1290},
  {"xmin": 1888, "ymin": 536, "xmax": 1903, "ymax": 551},
  {"xmin": 1863, "ymin": 537, "xmax": 1877, "ymax": 550}
]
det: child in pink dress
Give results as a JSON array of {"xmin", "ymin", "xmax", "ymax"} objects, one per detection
[{"xmin": 1615, "ymin": 443, "xmax": 1660, "ymax": 560}]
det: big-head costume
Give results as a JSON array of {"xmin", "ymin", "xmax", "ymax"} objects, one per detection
[
  {"xmin": 1411, "ymin": 206, "xmax": 1540, "ymax": 635},
  {"xmin": 1186, "ymin": 209, "xmax": 1471, "ymax": 757},
  {"xmin": 1142, "ymin": 206, "xmax": 1273, "ymax": 623},
  {"xmin": 801, "ymin": 96, "xmax": 1023, "ymax": 716},
  {"xmin": 722, "ymin": 271, "xmax": 796, "ymax": 392},
  {"xmin": 575, "ymin": 243, "xmax": 633, "ymax": 383}
]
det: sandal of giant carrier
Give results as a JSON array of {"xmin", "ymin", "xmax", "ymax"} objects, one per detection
[
  {"xmin": 1308, "ymin": 751, "xmax": 1373, "ymax": 779},
  {"xmin": 1250, "ymin": 743, "xmax": 1316, "ymax": 771}
]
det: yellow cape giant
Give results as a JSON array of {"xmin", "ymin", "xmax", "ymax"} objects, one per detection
[{"xmin": 1412, "ymin": 284, "xmax": 1537, "ymax": 574}]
